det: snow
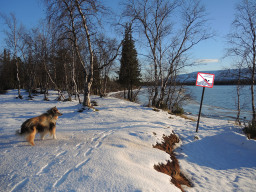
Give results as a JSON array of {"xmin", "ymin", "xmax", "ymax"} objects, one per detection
[{"xmin": 0, "ymin": 90, "xmax": 256, "ymax": 192}]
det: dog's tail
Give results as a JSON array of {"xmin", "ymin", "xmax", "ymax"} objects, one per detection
[{"xmin": 17, "ymin": 119, "xmax": 32, "ymax": 135}]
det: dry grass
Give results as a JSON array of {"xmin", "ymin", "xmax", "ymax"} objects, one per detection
[
  {"xmin": 178, "ymin": 114, "xmax": 197, "ymax": 121},
  {"xmin": 153, "ymin": 132, "xmax": 192, "ymax": 192}
]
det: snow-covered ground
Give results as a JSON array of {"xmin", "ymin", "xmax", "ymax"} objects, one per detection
[{"xmin": 0, "ymin": 90, "xmax": 256, "ymax": 192}]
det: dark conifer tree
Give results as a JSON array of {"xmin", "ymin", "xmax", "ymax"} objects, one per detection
[
  {"xmin": 119, "ymin": 23, "xmax": 140, "ymax": 101},
  {"xmin": 92, "ymin": 55, "xmax": 101, "ymax": 95},
  {"xmin": 0, "ymin": 49, "xmax": 16, "ymax": 90}
]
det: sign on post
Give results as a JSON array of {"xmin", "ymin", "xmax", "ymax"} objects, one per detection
[
  {"xmin": 195, "ymin": 72, "xmax": 215, "ymax": 132},
  {"xmin": 196, "ymin": 72, "xmax": 215, "ymax": 88}
]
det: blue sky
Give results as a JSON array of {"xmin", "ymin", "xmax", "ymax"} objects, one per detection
[
  {"xmin": 191, "ymin": 0, "xmax": 240, "ymax": 72},
  {"xmin": 0, "ymin": 0, "xmax": 240, "ymax": 73}
]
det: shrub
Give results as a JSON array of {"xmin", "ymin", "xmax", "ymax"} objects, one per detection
[
  {"xmin": 243, "ymin": 120, "xmax": 256, "ymax": 139},
  {"xmin": 171, "ymin": 103, "xmax": 184, "ymax": 115}
]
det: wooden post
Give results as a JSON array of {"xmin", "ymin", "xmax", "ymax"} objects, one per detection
[{"xmin": 196, "ymin": 87, "xmax": 205, "ymax": 132}]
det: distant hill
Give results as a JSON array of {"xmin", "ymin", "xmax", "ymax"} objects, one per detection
[{"xmin": 177, "ymin": 68, "xmax": 251, "ymax": 85}]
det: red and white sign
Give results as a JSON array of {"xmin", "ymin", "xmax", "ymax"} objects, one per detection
[{"xmin": 196, "ymin": 72, "xmax": 215, "ymax": 88}]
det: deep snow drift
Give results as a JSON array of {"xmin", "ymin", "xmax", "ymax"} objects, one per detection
[{"xmin": 0, "ymin": 90, "xmax": 256, "ymax": 192}]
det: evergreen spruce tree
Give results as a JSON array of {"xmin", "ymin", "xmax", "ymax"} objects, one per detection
[
  {"xmin": 92, "ymin": 55, "xmax": 101, "ymax": 95},
  {"xmin": 119, "ymin": 24, "xmax": 140, "ymax": 101},
  {"xmin": 0, "ymin": 49, "xmax": 16, "ymax": 90}
]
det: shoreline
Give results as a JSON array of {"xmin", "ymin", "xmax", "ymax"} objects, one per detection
[{"xmin": 108, "ymin": 87, "xmax": 254, "ymax": 122}]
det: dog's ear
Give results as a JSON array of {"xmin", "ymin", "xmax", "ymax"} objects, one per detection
[{"xmin": 51, "ymin": 106, "xmax": 57, "ymax": 112}]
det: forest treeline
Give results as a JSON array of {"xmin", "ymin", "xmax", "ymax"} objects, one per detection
[{"xmin": 0, "ymin": 44, "xmax": 121, "ymax": 99}]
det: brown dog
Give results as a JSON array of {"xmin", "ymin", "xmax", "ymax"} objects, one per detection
[{"xmin": 18, "ymin": 107, "xmax": 62, "ymax": 146}]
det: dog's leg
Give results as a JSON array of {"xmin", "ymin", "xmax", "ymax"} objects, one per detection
[
  {"xmin": 50, "ymin": 127, "xmax": 57, "ymax": 139},
  {"xmin": 26, "ymin": 127, "xmax": 36, "ymax": 146},
  {"xmin": 40, "ymin": 131, "xmax": 48, "ymax": 140}
]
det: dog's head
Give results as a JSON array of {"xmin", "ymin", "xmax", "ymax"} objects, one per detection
[{"xmin": 48, "ymin": 106, "xmax": 63, "ymax": 117}]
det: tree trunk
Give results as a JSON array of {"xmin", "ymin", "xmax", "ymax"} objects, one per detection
[
  {"xmin": 63, "ymin": 0, "xmax": 86, "ymax": 104},
  {"xmin": 157, "ymin": 86, "xmax": 166, "ymax": 108},
  {"xmin": 236, "ymin": 68, "xmax": 241, "ymax": 123},
  {"xmin": 128, "ymin": 84, "xmax": 133, "ymax": 102},
  {"xmin": 75, "ymin": 0, "xmax": 94, "ymax": 107},
  {"xmin": 251, "ymin": 54, "xmax": 256, "ymax": 123},
  {"xmin": 71, "ymin": 44, "xmax": 80, "ymax": 103},
  {"xmin": 131, "ymin": 85, "xmax": 133, "ymax": 101},
  {"xmin": 251, "ymin": 26, "xmax": 256, "ymax": 123},
  {"xmin": 15, "ymin": 60, "xmax": 22, "ymax": 99},
  {"xmin": 83, "ymin": 81, "xmax": 92, "ymax": 106},
  {"xmin": 152, "ymin": 83, "xmax": 158, "ymax": 106}
]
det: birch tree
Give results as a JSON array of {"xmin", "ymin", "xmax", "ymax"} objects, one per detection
[
  {"xmin": 1, "ymin": 13, "xmax": 23, "ymax": 99},
  {"xmin": 123, "ymin": 0, "xmax": 212, "ymax": 109},
  {"xmin": 227, "ymin": 0, "xmax": 256, "ymax": 123},
  {"xmin": 94, "ymin": 34, "xmax": 121, "ymax": 96},
  {"xmin": 46, "ymin": 0, "xmax": 109, "ymax": 107},
  {"xmin": 74, "ymin": 0, "xmax": 95, "ymax": 106}
]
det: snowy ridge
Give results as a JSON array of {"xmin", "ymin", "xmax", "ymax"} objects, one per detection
[
  {"xmin": 177, "ymin": 68, "xmax": 251, "ymax": 83},
  {"xmin": 0, "ymin": 90, "xmax": 256, "ymax": 192}
]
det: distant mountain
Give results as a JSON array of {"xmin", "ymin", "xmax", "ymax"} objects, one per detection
[{"xmin": 177, "ymin": 68, "xmax": 251, "ymax": 85}]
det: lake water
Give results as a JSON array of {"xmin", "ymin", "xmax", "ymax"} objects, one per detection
[{"xmin": 137, "ymin": 85, "xmax": 255, "ymax": 121}]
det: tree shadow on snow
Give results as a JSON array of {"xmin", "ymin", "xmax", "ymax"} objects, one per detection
[{"xmin": 179, "ymin": 131, "xmax": 256, "ymax": 170}]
